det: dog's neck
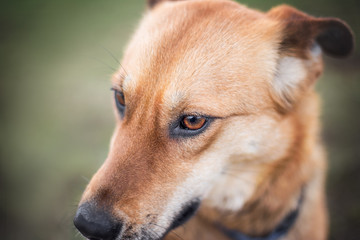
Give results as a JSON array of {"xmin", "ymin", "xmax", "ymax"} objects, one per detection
[
  {"xmin": 217, "ymin": 188, "xmax": 304, "ymax": 240},
  {"xmin": 199, "ymin": 157, "xmax": 308, "ymax": 238}
]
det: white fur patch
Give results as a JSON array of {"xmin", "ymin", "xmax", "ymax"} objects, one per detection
[
  {"xmin": 155, "ymin": 153, "xmax": 224, "ymax": 233},
  {"xmin": 310, "ymin": 42, "xmax": 322, "ymax": 58},
  {"xmin": 272, "ymin": 57, "xmax": 306, "ymax": 103},
  {"xmin": 205, "ymin": 168, "xmax": 258, "ymax": 211}
]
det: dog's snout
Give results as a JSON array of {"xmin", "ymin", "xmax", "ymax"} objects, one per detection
[{"xmin": 74, "ymin": 202, "xmax": 121, "ymax": 240}]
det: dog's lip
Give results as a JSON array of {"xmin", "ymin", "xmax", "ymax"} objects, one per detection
[
  {"xmin": 168, "ymin": 198, "xmax": 201, "ymax": 231},
  {"xmin": 104, "ymin": 199, "xmax": 201, "ymax": 240}
]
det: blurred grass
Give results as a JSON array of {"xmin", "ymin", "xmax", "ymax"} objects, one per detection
[
  {"xmin": 0, "ymin": 1, "xmax": 144, "ymax": 239},
  {"xmin": 0, "ymin": 0, "xmax": 359, "ymax": 239}
]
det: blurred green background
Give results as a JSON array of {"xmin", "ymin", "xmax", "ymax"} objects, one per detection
[{"xmin": 0, "ymin": 0, "xmax": 359, "ymax": 239}]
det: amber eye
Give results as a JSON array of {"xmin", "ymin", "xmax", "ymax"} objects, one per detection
[
  {"xmin": 113, "ymin": 89, "xmax": 125, "ymax": 115},
  {"xmin": 180, "ymin": 116, "xmax": 207, "ymax": 130},
  {"xmin": 115, "ymin": 90, "xmax": 125, "ymax": 106},
  {"xmin": 170, "ymin": 114, "xmax": 213, "ymax": 138}
]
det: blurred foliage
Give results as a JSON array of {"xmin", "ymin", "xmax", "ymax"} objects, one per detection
[{"xmin": 0, "ymin": 0, "xmax": 359, "ymax": 240}]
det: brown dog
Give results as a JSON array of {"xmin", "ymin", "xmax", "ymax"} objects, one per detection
[{"xmin": 74, "ymin": 1, "xmax": 354, "ymax": 239}]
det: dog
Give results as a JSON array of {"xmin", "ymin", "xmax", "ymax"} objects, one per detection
[{"xmin": 74, "ymin": 0, "xmax": 354, "ymax": 239}]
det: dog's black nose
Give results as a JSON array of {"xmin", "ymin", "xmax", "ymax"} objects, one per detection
[{"xmin": 74, "ymin": 202, "xmax": 121, "ymax": 240}]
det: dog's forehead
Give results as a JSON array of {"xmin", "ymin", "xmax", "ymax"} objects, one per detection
[{"xmin": 118, "ymin": 0, "xmax": 280, "ymax": 115}]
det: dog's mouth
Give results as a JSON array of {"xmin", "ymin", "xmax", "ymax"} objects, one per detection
[
  {"xmin": 114, "ymin": 199, "xmax": 202, "ymax": 240},
  {"xmin": 75, "ymin": 199, "xmax": 201, "ymax": 240},
  {"xmin": 169, "ymin": 198, "xmax": 201, "ymax": 231},
  {"xmin": 140, "ymin": 199, "xmax": 201, "ymax": 240}
]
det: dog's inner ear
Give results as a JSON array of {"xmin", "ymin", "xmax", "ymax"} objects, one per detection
[{"xmin": 268, "ymin": 5, "xmax": 354, "ymax": 58}]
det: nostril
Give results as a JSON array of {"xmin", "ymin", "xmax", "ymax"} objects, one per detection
[{"xmin": 74, "ymin": 202, "xmax": 122, "ymax": 240}]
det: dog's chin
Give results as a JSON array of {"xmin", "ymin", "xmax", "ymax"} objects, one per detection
[
  {"xmin": 120, "ymin": 199, "xmax": 201, "ymax": 240},
  {"xmin": 169, "ymin": 198, "xmax": 201, "ymax": 231},
  {"xmin": 154, "ymin": 199, "xmax": 201, "ymax": 240}
]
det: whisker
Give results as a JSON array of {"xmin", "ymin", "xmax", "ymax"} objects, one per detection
[
  {"xmin": 81, "ymin": 175, "xmax": 90, "ymax": 183},
  {"xmin": 148, "ymin": 228, "xmax": 162, "ymax": 240},
  {"xmin": 93, "ymin": 58, "xmax": 118, "ymax": 72},
  {"xmin": 102, "ymin": 46, "xmax": 121, "ymax": 65},
  {"xmin": 149, "ymin": 223, "xmax": 184, "ymax": 240},
  {"xmin": 181, "ymin": 224, "xmax": 187, "ymax": 234},
  {"xmin": 102, "ymin": 46, "xmax": 129, "ymax": 76},
  {"xmin": 169, "ymin": 230, "xmax": 184, "ymax": 240},
  {"xmin": 119, "ymin": 63, "xmax": 129, "ymax": 76}
]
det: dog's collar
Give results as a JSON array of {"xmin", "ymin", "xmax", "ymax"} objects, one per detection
[{"xmin": 217, "ymin": 190, "xmax": 304, "ymax": 240}]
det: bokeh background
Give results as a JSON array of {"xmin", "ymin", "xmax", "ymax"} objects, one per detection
[{"xmin": 1, "ymin": 0, "xmax": 359, "ymax": 239}]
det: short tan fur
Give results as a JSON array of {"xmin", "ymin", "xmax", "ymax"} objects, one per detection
[{"xmin": 75, "ymin": 1, "xmax": 354, "ymax": 239}]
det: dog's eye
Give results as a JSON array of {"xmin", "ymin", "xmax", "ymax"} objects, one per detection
[
  {"xmin": 112, "ymin": 89, "xmax": 125, "ymax": 115},
  {"xmin": 115, "ymin": 91, "xmax": 125, "ymax": 106},
  {"xmin": 180, "ymin": 116, "xmax": 206, "ymax": 130},
  {"xmin": 170, "ymin": 115, "xmax": 212, "ymax": 138}
]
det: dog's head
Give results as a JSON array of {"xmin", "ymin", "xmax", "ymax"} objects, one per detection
[{"xmin": 74, "ymin": 1, "xmax": 353, "ymax": 239}]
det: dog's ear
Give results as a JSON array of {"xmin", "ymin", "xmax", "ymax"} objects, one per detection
[
  {"xmin": 268, "ymin": 5, "xmax": 354, "ymax": 58},
  {"xmin": 267, "ymin": 5, "xmax": 354, "ymax": 111},
  {"xmin": 147, "ymin": 0, "xmax": 182, "ymax": 9},
  {"xmin": 147, "ymin": 0, "xmax": 163, "ymax": 8}
]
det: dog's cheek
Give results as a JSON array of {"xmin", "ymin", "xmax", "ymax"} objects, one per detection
[
  {"xmin": 220, "ymin": 115, "xmax": 293, "ymax": 161},
  {"xmin": 147, "ymin": 147, "xmax": 228, "ymax": 232},
  {"xmin": 200, "ymin": 115, "xmax": 295, "ymax": 211}
]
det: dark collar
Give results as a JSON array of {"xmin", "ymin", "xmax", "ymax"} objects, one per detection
[{"xmin": 217, "ymin": 190, "xmax": 304, "ymax": 240}]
